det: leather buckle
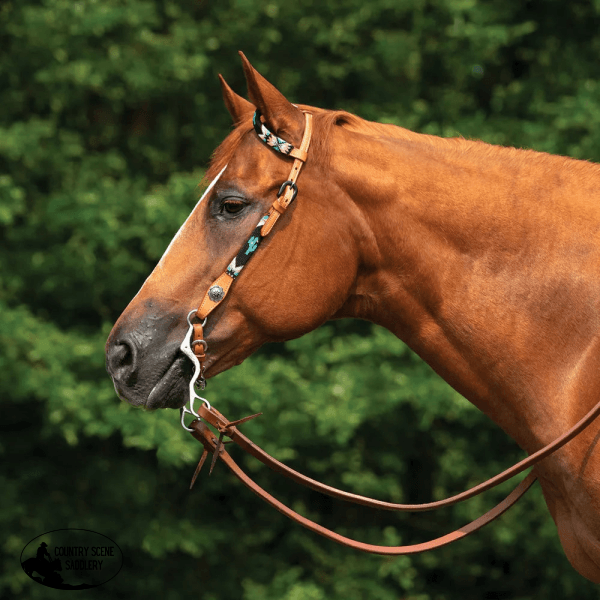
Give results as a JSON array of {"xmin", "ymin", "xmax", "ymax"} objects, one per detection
[{"xmin": 277, "ymin": 180, "xmax": 298, "ymax": 203}]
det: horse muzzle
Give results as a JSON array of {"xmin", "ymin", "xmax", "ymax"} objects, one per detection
[{"xmin": 105, "ymin": 310, "xmax": 192, "ymax": 409}]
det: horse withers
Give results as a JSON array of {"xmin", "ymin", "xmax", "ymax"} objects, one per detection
[{"xmin": 106, "ymin": 53, "xmax": 600, "ymax": 582}]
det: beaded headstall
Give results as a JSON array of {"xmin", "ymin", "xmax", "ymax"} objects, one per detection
[
  {"xmin": 253, "ymin": 110, "xmax": 296, "ymax": 155},
  {"xmin": 223, "ymin": 111, "xmax": 312, "ymax": 279},
  {"xmin": 179, "ymin": 109, "xmax": 313, "ymax": 426},
  {"xmin": 217, "ymin": 110, "xmax": 312, "ymax": 289}
]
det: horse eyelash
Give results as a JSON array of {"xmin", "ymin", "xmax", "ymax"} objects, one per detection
[{"xmin": 218, "ymin": 198, "xmax": 247, "ymax": 216}]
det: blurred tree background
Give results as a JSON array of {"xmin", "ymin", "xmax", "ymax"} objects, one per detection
[{"xmin": 2, "ymin": 0, "xmax": 600, "ymax": 597}]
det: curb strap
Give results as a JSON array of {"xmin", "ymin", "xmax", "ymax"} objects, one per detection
[{"xmin": 187, "ymin": 397, "xmax": 600, "ymax": 554}]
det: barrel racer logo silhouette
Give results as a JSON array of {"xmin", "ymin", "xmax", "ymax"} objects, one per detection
[{"xmin": 21, "ymin": 529, "xmax": 122, "ymax": 590}]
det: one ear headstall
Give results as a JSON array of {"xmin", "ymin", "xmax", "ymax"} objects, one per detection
[{"xmin": 179, "ymin": 109, "xmax": 313, "ymax": 398}]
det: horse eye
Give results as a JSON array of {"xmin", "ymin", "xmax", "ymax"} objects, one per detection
[{"xmin": 221, "ymin": 200, "xmax": 245, "ymax": 215}]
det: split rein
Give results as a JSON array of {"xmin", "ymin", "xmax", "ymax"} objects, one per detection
[
  {"xmin": 177, "ymin": 109, "xmax": 600, "ymax": 554},
  {"xmin": 186, "ymin": 400, "xmax": 600, "ymax": 555}
]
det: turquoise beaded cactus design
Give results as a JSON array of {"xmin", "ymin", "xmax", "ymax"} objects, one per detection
[
  {"xmin": 245, "ymin": 236, "xmax": 259, "ymax": 255},
  {"xmin": 224, "ymin": 115, "xmax": 299, "ymax": 279},
  {"xmin": 227, "ymin": 214, "xmax": 269, "ymax": 278}
]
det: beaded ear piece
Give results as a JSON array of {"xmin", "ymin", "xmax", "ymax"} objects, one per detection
[{"xmin": 252, "ymin": 110, "xmax": 296, "ymax": 156}]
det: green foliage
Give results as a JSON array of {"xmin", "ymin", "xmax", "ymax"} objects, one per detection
[{"xmin": 2, "ymin": 0, "xmax": 600, "ymax": 598}]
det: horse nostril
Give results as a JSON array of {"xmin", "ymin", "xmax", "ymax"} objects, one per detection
[
  {"xmin": 116, "ymin": 342, "xmax": 132, "ymax": 367},
  {"xmin": 106, "ymin": 338, "xmax": 138, "ymax": 385}
]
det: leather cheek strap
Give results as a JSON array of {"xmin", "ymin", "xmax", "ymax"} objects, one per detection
[
  {"xmin": 193, "ymin": 111, "xmax": 313, "ymax": 323},
  {"xmin": 196, "ymin": 272, "xmax": 235, "ymax": 321},
  {"xmin": 192, "ymin": 323, "xmax": 206, "ymax": 360},
  {"xmin": 261, "ymin": 113, "xmax": 313, "ymax": 237}
]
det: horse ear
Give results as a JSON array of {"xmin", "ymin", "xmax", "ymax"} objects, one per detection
[
  {"xmin": 238, "ymin": 51, "xmax": 304, "ymax": 144},
  {"xmin": 218, "ymin": 74, "xmax": 255, "ymax": 125}
]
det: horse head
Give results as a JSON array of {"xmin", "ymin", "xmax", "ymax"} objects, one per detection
[{"xmin": 105, "ymin": 53, "xmax": 369, "ymax": 409}]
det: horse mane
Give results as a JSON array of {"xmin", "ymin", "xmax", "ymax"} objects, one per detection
[{"xmin": 204, "ymin": 104, "xmax": 600, "ymax": 188}]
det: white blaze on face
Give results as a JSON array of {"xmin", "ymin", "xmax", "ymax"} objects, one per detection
[
  {"xmin": 157, "ymin": 164, "xmax": 228, "ymax": 268},
  {"xmin": 130, "ymin": 164, "xmax": 228, "ymax": 301}
]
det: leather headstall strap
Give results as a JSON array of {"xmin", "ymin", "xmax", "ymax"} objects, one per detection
[
  {"xmin": 188, "ymin": 110, "xmax": 313, "ymax": 377},
  {"xmin": 188, "ymin": 397, "xmax": 600, "ymax": 554}
]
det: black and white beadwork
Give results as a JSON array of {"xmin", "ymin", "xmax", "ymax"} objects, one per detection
[
  {"xmin": 253, "ymin": 110, "xmax": 295, "ymax": 156},
  {"xmin": 225, "ymin": 117, "xmax": 300, "ymax": 279},
  {"xmin": 226, "ymin": 214, "xmax": 269, "ymax": 278}
]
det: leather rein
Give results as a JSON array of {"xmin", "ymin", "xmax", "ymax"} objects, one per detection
[{"xmin": 177, "ymin": 109, "xmax": 600, "ymax": 554}]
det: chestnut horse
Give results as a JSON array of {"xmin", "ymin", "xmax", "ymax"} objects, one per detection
[{"xmin": 106, "ymin": 54, "xmax": 600, "ymax": 582}]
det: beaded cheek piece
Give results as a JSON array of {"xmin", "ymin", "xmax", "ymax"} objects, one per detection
[
  {"xmin": 179, "ymin": 109, "xmax": 313, "ymax": 429},
  {"xmin": 253, "ymin": 109, "xmax": 297, "ymax": 155}
]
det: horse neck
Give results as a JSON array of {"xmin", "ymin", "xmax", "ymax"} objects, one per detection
[{"xmin": 330, "ymin": 124, "xmax": 600, "ymax": 456}]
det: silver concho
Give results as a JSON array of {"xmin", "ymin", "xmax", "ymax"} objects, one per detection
[{"xmin": 208, "ymin": 285, "xmax": 225, "ymax": 302}]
